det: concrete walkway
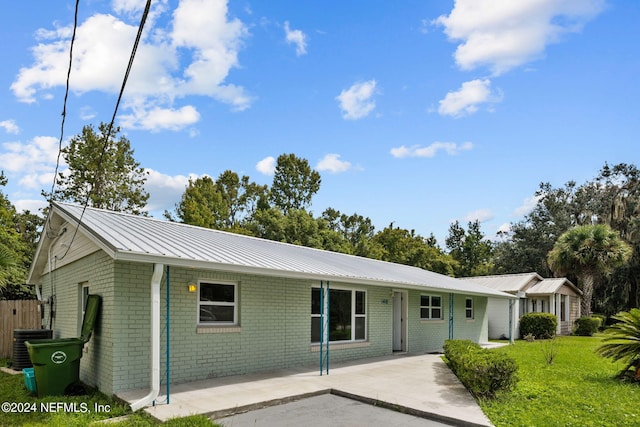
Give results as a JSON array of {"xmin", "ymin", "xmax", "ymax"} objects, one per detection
[{"xmin": 118, "ymin": 354, "xmax": 493, "ymax": 426}]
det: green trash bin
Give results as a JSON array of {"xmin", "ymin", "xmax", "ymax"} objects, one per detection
[{"xmin": 25, "ymin": 295, "xmax": 100, "ymax": 397}]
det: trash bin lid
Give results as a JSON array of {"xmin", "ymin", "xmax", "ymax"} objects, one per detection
[{"xmin": 80, "ymin": 295, "xmax": 100, "ymax": 343}]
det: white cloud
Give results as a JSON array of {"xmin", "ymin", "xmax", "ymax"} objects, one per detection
[
  {"xmin": 14, "ymin": 199, "xmax": 49, "ymax": 213},
  {"xmin": 497, "ymin": 222, "xmax": 511, "ymax": 235},
  {"xmin": 336, "ymin": 80, "xmax": 377, "ymax": 120},
  {"xmin": 435, "ymin": 0, "xmax": 605, "ymax": 75},
  {"xmin": 284, "ymin": 21, "xmax": 307, "ymax": 56},
  {"xmin": 119, "ymin": 105, "xmax": 201, "ymax": 131},
  {"xmin": 144, "ymin": 168, "xmax": 200, "ymax": 212},
  {"xmin": 438, "ymin": 79, "xmax": 501, "ymax": 117},
  {"xmin": 19, "ymin": 172, "xmax": 55, "ymax": 191},
  {"xmin": 0, "ymin": 120, "xmax": 20, "ymax": 134},
  {"xmin": 256, "ymin": 156, "xmax": 276, "ymax": 175},
  {"xmin": 79, "ymin": 106, "xmax": 97, "ymax": 121},
  {"xmin": 112, "ymin": 0, "xmax": 153, "ymax": 15},
  {"xmin": 463, "ymin": 208, "xmax": 494, "ymax": 223},
  {"xmin": 514, "ymin": 194, "xmax": 543, "ymax": 216},
  {"xmin": 316, "ymin": 154, "xmax": 352, "ymax": 174},
  {"xmin": 11, "ymin": 0, "xmax": 252, "ymax": 130},
  {"xmin": 390, "ymin": 141, "xmax": 473, "ymax": 158},
  {"xmin": 0, "ymin": 136, "xmax": 60, "ymax": 175}
]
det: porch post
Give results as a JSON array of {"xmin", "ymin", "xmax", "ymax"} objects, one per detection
[
  {"xmin": 319, "ymin": 281, "xmax": 330, "ymax": 376},
  {"xmin": 448, "ymin": 293, "xmax": 454, "ymax": 340}
]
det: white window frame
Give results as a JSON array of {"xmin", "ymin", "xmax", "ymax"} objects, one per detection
[
  {"xmin": 311, "ymin": 286, "xmax": 367, "ymax": 343},
  {"xmin": 420, "ymin": 294, "xmax": 443, "ymax": 320},
  {"xmin": 198, "ymin": 281, "xmax": 238, "ymax": 325},
  {"xmin": 465, "ymin": 297, "xmax": 474, "ymax": 320}
]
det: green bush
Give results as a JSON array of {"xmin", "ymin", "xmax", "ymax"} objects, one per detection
[
  {"xmin": 443, "ymin": 339, "xmax": 518, "ymax": 399},
  {"xmin": 574, "ymin": 316, "xmax": 602, "ymax": 336},
  {"xmin": 590, "ymin": 314, "xmax": 607, "ymax": 331},
  {"xmin": 443, "ymin": 339, "xmax": 481, "ymax": 372},
  {"xmin": 519, "ymin": 313, "xmax": 558, "ymax": 339}
]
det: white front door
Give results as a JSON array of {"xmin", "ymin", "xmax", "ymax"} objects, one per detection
[{"xmin": 393, "ymin": 291, "xmax": 407, "ymax": 352}]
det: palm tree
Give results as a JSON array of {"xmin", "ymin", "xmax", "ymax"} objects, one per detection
[
  {"xmin": 547, "ymin": 224, "xmax": 632, "ymax": 316},
  {"xmin": 596, "ymin": 308, "xmax": 640, "ymax": 380}
]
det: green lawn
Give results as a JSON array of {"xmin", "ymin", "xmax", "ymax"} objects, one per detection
[
  {"xmin": 0, "ymin": 360, "xmax": 217, "ymax": 427},
  {"xmin": 482, "ymin": 336, "xmax": 640, "ymax": 427}
]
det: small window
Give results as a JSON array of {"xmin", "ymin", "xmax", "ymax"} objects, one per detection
[
  {"xmin": 420, "ymin": 295, "xmax": 443, "ymax": 320},
  {"xmin": 465, "ymin": 298, "xmax": 474, "ymax": 319},
  {"xmin": 198, "ymin": 282, "xmax": 237, "ymax": 325}
]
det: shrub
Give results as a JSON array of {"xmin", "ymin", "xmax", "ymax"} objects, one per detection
[
  {"xmin": 590, "ymin": 314, "xmax": 607, "ymax": 331},
  {"xmin": 443, "ymin": 339, "xmax": 518, "ymax": 399},
  {"xmin": 574, "ymin": 316, "xmax": 602, "ymax": 336},
  {"xmin": 519, "ymin": 313, "xmax": 558, "ymax": 339},
  {"xmin": 443, "ymin": 339, "xmax": 481, "ymax": 372}
]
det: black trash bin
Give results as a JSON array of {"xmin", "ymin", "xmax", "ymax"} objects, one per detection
[{"xmin": 25, "ymin": 295, "xmax": 100, "ymax": 396}]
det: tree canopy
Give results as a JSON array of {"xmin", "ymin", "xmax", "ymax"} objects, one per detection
[
  {"xmin": 548, "ymin": 224, "xmax": 632, "ymax": 316},
  {"xmin": 269, "ymin": 153, "xmax": 321, "ymax": 212},
  {"xmin": 0, "ymin": 172, "xmax": 41, "ymax": 299},
  {"xmin": 47, "ymin": 122, "xmax": 149, "ymax": 215}
]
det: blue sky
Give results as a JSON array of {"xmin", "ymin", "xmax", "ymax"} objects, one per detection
[{"xmin": 0, "ymin": 0, "xmax": 638, "ymax": 245}]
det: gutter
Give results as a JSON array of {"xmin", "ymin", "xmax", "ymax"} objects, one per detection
[{"xmin": 130, "ymin": 263, "xmax": 163, "ymax": 411}]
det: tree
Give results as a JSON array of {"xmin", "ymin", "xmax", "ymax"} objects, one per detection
[
  {"xmin": 547, "ymin": 224, "xmax": 632, "ymax": 316},
  {"xmin": 170, "ymin": 176, "xmax": 227, "ymax": 229},
  {"xmin": 591, "ymin": 163, "xmax": 640, "ymax": 314},
  {"xmin": 168, "ymin": 172, "xmax": 268, "ymax": 232},
  {"xmin": 214, "ymin": 170, "xmax": 268, "ymax": 230},
  {"xmin": 270, "ymin": 153, "xmax": 321, "ymax": 212},
  {"xmin": 596, "ymin": 308, "xmax": 640, "ymax": 380},
  {"xmin": 373, "ymin": 224, "xmax": 457, "ymax": 275},
  {"xmin": 445, "ymin": 220, "xmax": 493, "ymax": 277},
  {"xmin": 47, "ymin": 122, "xmax": 149, "ymax": 214},
  {"xmin": 248, "ymin": 207, "xmax": 325, "ymax": 248},
  {"xmin": 492, "ymin": 181, "xmax": 588, "ymax": 276},
  {"xmin": 321, "ymin": 208, "xmax": 382, "ymax": 258},
  {"xmin": 0, "ymin": 172, "xmax": 37, "ymax": 298}
]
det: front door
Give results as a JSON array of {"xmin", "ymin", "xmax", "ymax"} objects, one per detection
[{"xmin": 392, "ymin": 291, "xmax": 407, "ymax": 352}]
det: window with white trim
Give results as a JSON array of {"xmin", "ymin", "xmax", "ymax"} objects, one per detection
[
  {"xmin": 311, "ymin": 288, "xmax": 366, "ymax": 342},
  {"xmin": 465, "ymin": 297, "xmax": 474, "ymax": 319},
  {"xmin": 420, "ymin": 295, "xmax": 442, "ymax": 320},
  {"xmin": 198, "ymin": 282, "xmax": 238, "ymax": 325}
]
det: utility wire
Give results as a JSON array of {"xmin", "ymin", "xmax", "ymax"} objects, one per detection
[
  {"xmin": 46, "ymin": 0, "xmax": 80, "ymax": 239},
  {"xmin": 56, "ymin": 0, "xmax": 152, "ymax": 261}
]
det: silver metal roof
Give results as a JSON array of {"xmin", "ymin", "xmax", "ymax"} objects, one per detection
[
  {"xmin": 37, "ymin": 202, "xmax": 514, "ymax": 298},
  {"xmin": 527, "ymin": 278, "xmax": 582, "ymax": 296},
  {"xmin": 462, "ymin": 273, "xmax": 581, "ymax": 297},
  {"xmin": 462, "ymin": 273, "xmax": 542, "ymax": 293}
]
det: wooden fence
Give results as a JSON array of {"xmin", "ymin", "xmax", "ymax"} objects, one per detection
[{"xmin": 0, "ymin": 300, "xmax": 41, "ymax": 359}]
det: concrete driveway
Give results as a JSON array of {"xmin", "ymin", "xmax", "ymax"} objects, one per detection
[
  {"xmin": 215, "ymin": 393, "xmax": 455, "ymax": 426},
  {"xmin": 119, "ymin": 353, "xmax": 493, "ymax": 426}
]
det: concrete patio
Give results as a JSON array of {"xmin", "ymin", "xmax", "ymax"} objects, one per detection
[{"xmin": 118, "ymin": 353, "xmax": 494, "ymax": 426}]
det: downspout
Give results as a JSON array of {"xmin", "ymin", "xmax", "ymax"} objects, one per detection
[
  {"xmin": 131, "ymin": 263, "xmax": 163, "ymax": 411},
  {"xmin": 508, "ymin": 299, "xmax": 514, "ymax": 344}
]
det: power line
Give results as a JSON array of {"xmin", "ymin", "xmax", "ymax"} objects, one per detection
[
  {"xmin": 46, "ymin": 0, "xmax": 80, "ymax": 239},
  {"xmin": 55, "ymin": 0, "xmax": 152, "ymax": 261}
]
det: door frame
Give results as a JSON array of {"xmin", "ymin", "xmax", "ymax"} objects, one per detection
[{"xmin": 392, "ymin": 290, "xmax": 408, "ymax": 352}]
